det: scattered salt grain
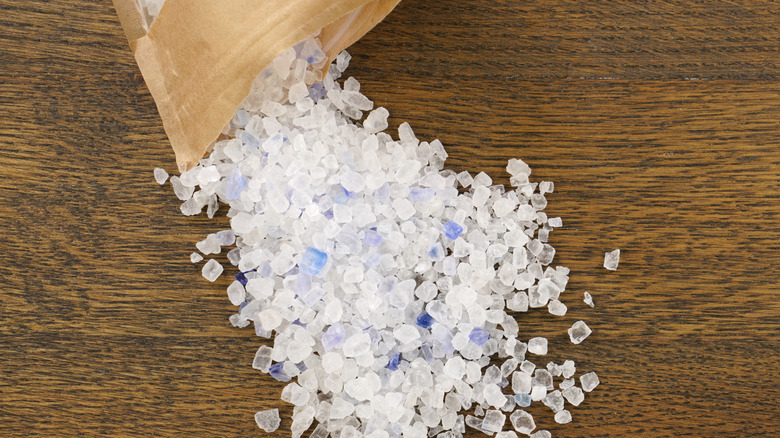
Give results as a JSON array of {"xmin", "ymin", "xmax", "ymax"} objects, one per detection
[
  {"xmin": 583, "ymin": 291, "xmax": 595, "ymax": 307},
  {"xmin": 201, "ymin": 259, "xmax": 223, "ymax": 282},
  {"xmin": 568, "ymin": 320, "xmax": 592, "ymax": 345},
  {"xmin": 254, "ymin": 408, "xmax": 280, "ymax": 432},
  {"xmin": 190, "ymin": 252, "xmax": 203, "ymax": 263},
  {"xmin": 153, "ymin": 167, "xmax": 168, "ymax": 185},
  {"xmin": 580, "ymin": 372, "xmax": 600, "ymax": 392},
  {"xmin": 604, "ymin": 249, "xmax": 620, "ymax": 270},
  {"xmin": 554, "ymin": 409, "xmax": 572, "ymax": 424}
]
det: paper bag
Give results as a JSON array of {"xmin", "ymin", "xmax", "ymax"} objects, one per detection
[{"xmin": 112, "ymin": 0, "xmax": 399, "ymax": 171}]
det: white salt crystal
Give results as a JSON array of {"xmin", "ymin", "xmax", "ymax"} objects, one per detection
[
  {"xmin": 484, "ymin": 384, "xmax": 507, "ymax": 408},
  {"xmin": 583, "ymin": 291, "xmax": 595, "ymax": 307},
  {"xmin": 201, "ymin": 259, "xmax": 223, "ymax": 282},
  {"xmin": 190, "ymin": 252, "xmax": 203, "ymax": 263},
  {"xmin": 226, "ymin": 281, "xmax": 245, "ymax": 306},
  {"xmin": 443, "ymin": 356, "xmax": 466, "ymax": 379},
  {"xmin": 547, "ymin": 299, "xmax": 567, "ymax": 316},
  {"xmin": 561, "ymin": 360, "xmax": 576, "ymax": 379},
  {"xmin": 330, "ymin": 397, "xmax": 355, "ymax": 419},
  {"xmin": 364, "ymin": 107, "xmax": 389, "ymax": 134},
  {"xmin": 481, "ymin": 409, "xmax": 506, "ymax": 433},
  {"xmin": 554, "ymin": 409, "xmax": 572, "ymax": 424},
  {"xmin": 254, "ymin": 408, "xmax": 281, "ymax": 432},
  {"xmin": 509, "ymin": 410, "xmax": 535, "ymax": 435},
  {"xmin": 153, "ymin": 167, "xmax": 168, "ymax": 185},
  {"xmin": 512, "ymin": 371, "xmax": 532, "ymax": 394},
  {"xmin": 288, "ymin": 82, "xmax": 309, "ymax": 104},
  {"xmin": 568, "ymin": 320, "xmax": 592, "ymax": 345},
  {"xmin": 562, "ymin": 386, "xmax": 585, "ymax": 406},
  {"xmin": 506, "ymin": 159, "xmax": 531, "ymax": 177},
  {"xmin": 341, "ymin": 170, "xmax": 365, "ymax": 192},
  {"xmin": 392, "ymin": 198, "xmax": 415, "ymax": 220},
  {"xmin": 497, "ymin": 431, "xmax": 518, "ymax": 438},
  {"xmin": 580, "ymin": 372, "xmax": 600, "ymax": 392},
  {"xmin": 393, "ymin": 324, "xmax": 421, "ymax": 344},
  {"xmin": 281, "ymin": 382, "xmax": 310, "ymax": 406},
  {"xmin": 530, "ymin": 385, "xmax": 547, "ymax": 401},
  {"xmin": 527, "ymin": 337, "xmax": 547, "ymax": 355},
  {"xmin": 604, "ymin": 249, "xmax": 620, "ymax": 270},
  {"xmin": 530, "ymin": 431, "xmax": 551, "ymax": 438},
  {"xmin": 258, "ymin": 308, "xmax": 282, "ymax": 331}
]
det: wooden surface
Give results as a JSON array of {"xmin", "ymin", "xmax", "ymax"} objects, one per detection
[{"xmin": 1, "ymin": 1, "xmax": 778, "ymax": 436}]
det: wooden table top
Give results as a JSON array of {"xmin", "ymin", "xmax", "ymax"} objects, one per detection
[{"xmin": 1, "ymin": 1, "xmax": 778, "ymax": 437}]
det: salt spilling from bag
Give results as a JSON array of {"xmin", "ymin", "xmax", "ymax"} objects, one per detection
[{"xmin": 158, "ymin": 34, "xmax": 609, "ymax": 437}]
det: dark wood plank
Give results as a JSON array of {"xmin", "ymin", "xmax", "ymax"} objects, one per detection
[{"xmin": 0, "ymin": 0, "xmax": 778, "ymax": 437}]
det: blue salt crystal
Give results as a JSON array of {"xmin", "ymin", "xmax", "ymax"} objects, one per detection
[
  {"xmin": 225, "ymin": 168, "xmax": 247, "ymax": 200},
  {"xmin": 364, "ymin": 232, "xmax": 383, "ymax": 247},
  {"xmin": 296, "ymin": 362, "xmax": 307, "ymax": 372},
  {"xmin": 365, "ymin": 253, "xmax": 381, "ymax": 267},
  {"xmin": 514, "ymin": 393, "xmax": 532, "ymax": 407},
  {"xmin": 333, "ymin": 192, "xmax": 348, "ymax": 205},
  {"xmin": 420, "ymin": 342, "xmax": 434, "ymax": 363},
  {"xmin": 374, "ymin": 183, "xmax": 390, "ymax": 202},
  {"xmin": 323, "ymin": 210, "xmax": 334, "ymax": 219},
  {"xmin": 386, "ymin": 353, "xmax": 400, "ymax": 371},
  {"xmin": 469, "ymin": 328, "xmax": 489, "ymax": 345},
  {"xmin": 292, "ymin": 318, "xmax": 306, "ymax": 327},
  {"xmin": 499, "ymin": 378, "xmax": 509, "ymax": 388},
  {"xmin": 238, "ymin": 129, "xmax": 260, "ymax": 148},
  {"xmin": 268, "ymin": 362, "xmax": 291, "ymax": 382},
  {"xmin": 300, "ymin": 247, "xmax": 327, "ymax": 275},
  {"xmin": 442, "ymin": 220, "xmax": 463, "ymax": 240},
  {"xmin": 342, "ymin": 186, "xmax": 357, "ymax": 199},
  {"xmin": 235, "ymin": 271, "xmax": 249, "ymax": 286},
  {"xmin": 297, "ymin": 273, "xmax": 311, "ymax": 294},
  {"xmin": 416, "ymin": 311, "xmax": 434, "ymax": 329},
  {"xmin": 409, "ymin": 187, "xmax": 435, "ymax": 202},
  {"xmin": 238, "ymin": 302, "xmax": 247, "ymax": 312},
  {"xmin": 322, "ymin": 323, "xmax": 346, "ymax": 350},
  {"xmin": 308, "ymin": 82, "xmax": 326, "ymax": 102}
]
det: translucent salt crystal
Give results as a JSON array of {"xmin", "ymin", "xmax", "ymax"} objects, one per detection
[
  {"xmin": 457, "ymin": 171, "xmax": 473, "ymax": 188},
  {"xmin": 153, "ymin": 167, "xmax": 168, "ymax": 185},
  {"xmin": 530, "ymin": 431, "xmax": 551, "ymax": 438},
  {"xmin": 330, "ymin": 397, "xmax": 355, "ymax": 419},
  {"xmin": 554, "ymin": 410, "xmax": 572, "ymax": 424},
  {"xmin": 506, "ymin": 158, "xmax": 531, "ymax": 176},
  {"xmin": 363, "ymin": 232, "xmax": 383, "ymax": 247},
  {"xmin": 562, "ymin": 386, "xmax": 585, "ymax": 406},
  {"xmin": 520, "ymin": 360, "xmax": 535, "ymax": 375},
  {"xmin": 527, "ymin": 337, "xmax": 547, "ymax": 355},
  {"xmin": 496, "ymin": 431, "xmax": 518, "ymax": 438},
  {"xmin": 190, "ymin": 252, "xmax": 203, "ymax": 263},
  {"xmin": 530, "ymin": 385, "xmax": 547, "ymax": 401},
  {"xmin": 512, "ymin": 371, "xmax": 531, "ymax": 394},
  {"xmin": 532, "ymin": 369, "xmax": 553, "ymax": 391},
  {"xmin": 336, "ymin": 50, "xmax": 351, "ymax": 72},
  {"xmin": 443, "ymin": 356, "xmax": 466, "ymax": 379},
  {"xmin": 513, "ymin": 393, "xmax": 531, "ymax": 408},
  {"xmin": 197, "ymin": 165, "xmax": 220, "ymax": 186},
  {"xmin": 568, "ymin": 320, "xmax": 592, "ymax": 344},
  {"xmin": 392, "ymin": 198, "xmax": 416, "ymax": 220},
  {"xmin": 542, "ymin": 390, "xmax": 564, "ymax": 413},
  {"xmin": 492, "ymin": 198, "xmax": 515, "ymax": 218},
  {"xmin": 288, "ymin": 82, "xmax": 309, "ymax": 104},
  {"xmin": 281, "ymin": 382, "xmax": 310, "ymax": 406},
  {"xmin": 393, "ymin": 324, "xmax": 421, "ymax": 344},
  {"xmin": 547, "ymin": 299, "xmax": 567, "ymax": 316},
  {"xmin": 342, "ymin": 333, "xmax": 371, "ymax": 357},
  {"xmin": 364, "ymin": 107, "xmax": 389, "ymax": 134},
  {"xmin": 225, "ymin": 168, "xmax": 247, "ymax": 200},
  {"xmin": 580, "ymin": 372, "xmax": 600, "ymax": 392},
  {"xmin": 546, "ymin": 362, "xmax": 561, "ymax": 377},
  {"xmin": 322, "ymin": 324, "xmax": 345, "ymax": 350},
  {"xmin": 341, "ymin": 170, "xmax": 365, "ymax": 193},
  {"xmin": 270, "ymin": 253, "xmax": 295, "ymax": 275},
  {"xmin": 559, "ymin": 378, "xmax": 575, "ymax": 390},
  {"xmin": 561, "ymin": 360, "xmax": 576, "ymax": 378},
  {"xmin": 258, "ymin": 308, "xmax": 282, "ymax": 331},
  {"xmin": 201, "ymin": 259, "xmax": 223, "ymax": 282},
  {"xmin": 254, "ymin": 408, "xmax": 280, "ymax": 432},
  {"xmin": 583, "ymin": 291, "xmax": 595, "ymax": 307},
  {"xmin": 484, "ymin": 384, "xmax": 507, "ymax": 408},
  {"xmin": 226, "ymin": 281, "xmax": 245, "ymax": 306},
  {"xmin": 469, "ymin": 328, "xmax": 489, "ymax": 345},
  {"xmin": 252, "ymin": 345, "xmax": 273, "ymax": 372},
  {"xmin": 196, "ymin": 234, "xmax": 220, "ymax": 255},
  {"xmin": 481, "ymin": 409, "xmax": 506, "ymax": 433},
  {"xmin": 215, "ymin": 230, "xmax": 235, "ymax": 246},
  {"xmin": 604, "ymin": 249, "xmax": 620, "ymax": 270},
  {"xmin": 509, "ymin": 410, "xmax": 535, "ymax": 435}
]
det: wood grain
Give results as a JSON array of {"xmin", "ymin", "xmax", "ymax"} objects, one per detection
[{"xmin": 0, "ymin": 0, "xmax": 778, "ymax": 436}]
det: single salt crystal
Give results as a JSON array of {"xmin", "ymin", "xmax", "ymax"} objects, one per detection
[
  {"xmin": 215, "ymin": 230, "xmax": 235, "ymax": 246},
  {"xmin": 559, "ymin": 379, "xmax": 575, "ymax": 390},
  {"xmin": 481, "ymin": 409, "xmax": 506, "ymax": 433},
  {"xmin": 393, "ymin": 324, "xmax": 421, "ymax": 344},
  {"xmin": 547, "ymin": 299, "xmax": 567, "ymax": 316},
  {"xmin": 225, "ymin": 168, "xmax": 247, "ymax": 200},
  {"xmin": 509, "ymin": 410, "xmax": 535, "ymax": 435},
  {"xmin": 484, "ymin": 384, "xmax": 507, "ymax": 408},
  {"xmin": 330, "ymin": 397, "xmax": 355, "ymax": 419},
  {"xmin": 496, "ymin": 431, "xmax": 518, "ymax": 438},
  {"xmin": 546, "ymin": 362, "xmax": 561, "ymax": 377},
  {"xmin": 527, "ymin": 337, "xmax": 548, "ymax": 355},
  {"xmin": 561, "ymin": 360, "xmax": 576, "ymax": 378},
  {"xmin": 341, "ymin": 170, "xmax": 365, "ymax": 192},
  {"xmin": 190, "ymin": 252, "xmax": 203, "ymax": 263},
  {"xmin": 288, "ymin": 82, "xmax": 309, "ymax": 104},
  {"xmin": 442, "ymin": 221, "xmax": 463, "ymax": 240},
  {"xmin": 513, "ymin": 393, "xmax": 532, "ymax": 408},
  {"xmin": 530, "ymin": 431, "xmax": 551, "ymax": 438},
  {"xmin": 506, "ymin": 158, "xmax": 531, "ymax": 176},
  {"xmin": 554, "ymin": 410, "xmax": 572, "ymax": 424},
  {"xmin": 542, "ymin": 390, "xmax": 564, "ymax": 413},
  {"xmin": 342, "ymin": 332, "xmax": 371, "ymax": 357},
  {"xmin": 604, "ymin": 249, "xmax": 620, "ymax": 270},
  {"xmin": 196, "ymin": 234, "xmax": 220, "ymax": 255},
  {"xmin": 364, "ymin": 107, "xmax": 389, "ymax": 134},
  {"xmin": 300, "ymin": 247, "xmax": 327, "ymax": 276},
  {"xmin": 281, "ymin": 382, "xmax": 310, "ymax": 406},
  {"xmin": 197, "ymin": 165, "xmax": 221, "ymax": 186},
  {"xmin": 226, "ymin": 281, "xmax": 245, "ymax": 306},
  {"xmin": 322, "ymin": 323, "xmax": 346, "ymax": 350},
  {"xmin": 583, "ymin": 291, "xmax": 595, "ymax": 307},
  {"xmin": 580, "ymin": 372, "xmax": 600, "ymax": 392},
  {"xmin": 201, "ymin": 259, "xmax": 223, "ymax": 282},
  {"xmin": 457, "ymin": 171, "xmax": 474, "ymax": 188},
  {"xmin": 520, "ymin": 360, "xmax": 535, "ymax": 375},
  {"xmin": 254, "ymin": 408, "xmax": 281, "ymax": 432},
  {"xmin": 252, "ymin": 345, "xmax": 273, "ymax": 372},
  {"xmin": 363, "ymin": 232, "xmax": 383, "ymax": 247},
  {"xmin": 562, "ymin": 386, "xmax": 585, "ymax": 406},
  {"xmin": 392, "ymin": 198, "xmax": 415, "ymax": 220},
  {"xmin": 530, "ymin": 385, "xmax": 547, "ymax": 401},
  {"xmin": 153, "ymin": 167, "xmax": 168, "ymax": 185},
  {"xmin": 568, "ymin": 320, "xmax": 592, "ymax": 344},
  {"xmin": 443, "ymin": 356, "xmax": 466, "ymax": 379},
  {"xmin": 469, "ymin": 328, "xmax": 489, "ymax": 345}
]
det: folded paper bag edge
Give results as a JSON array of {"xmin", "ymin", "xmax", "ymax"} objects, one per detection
[{"xmin": 115, "ymin": 0, "xmax": 399, "ymax": 172}]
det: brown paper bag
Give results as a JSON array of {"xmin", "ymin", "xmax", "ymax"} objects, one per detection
[{"xmin": 112, "ymin": 0, "xmax": 399, "ymax": 171}]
